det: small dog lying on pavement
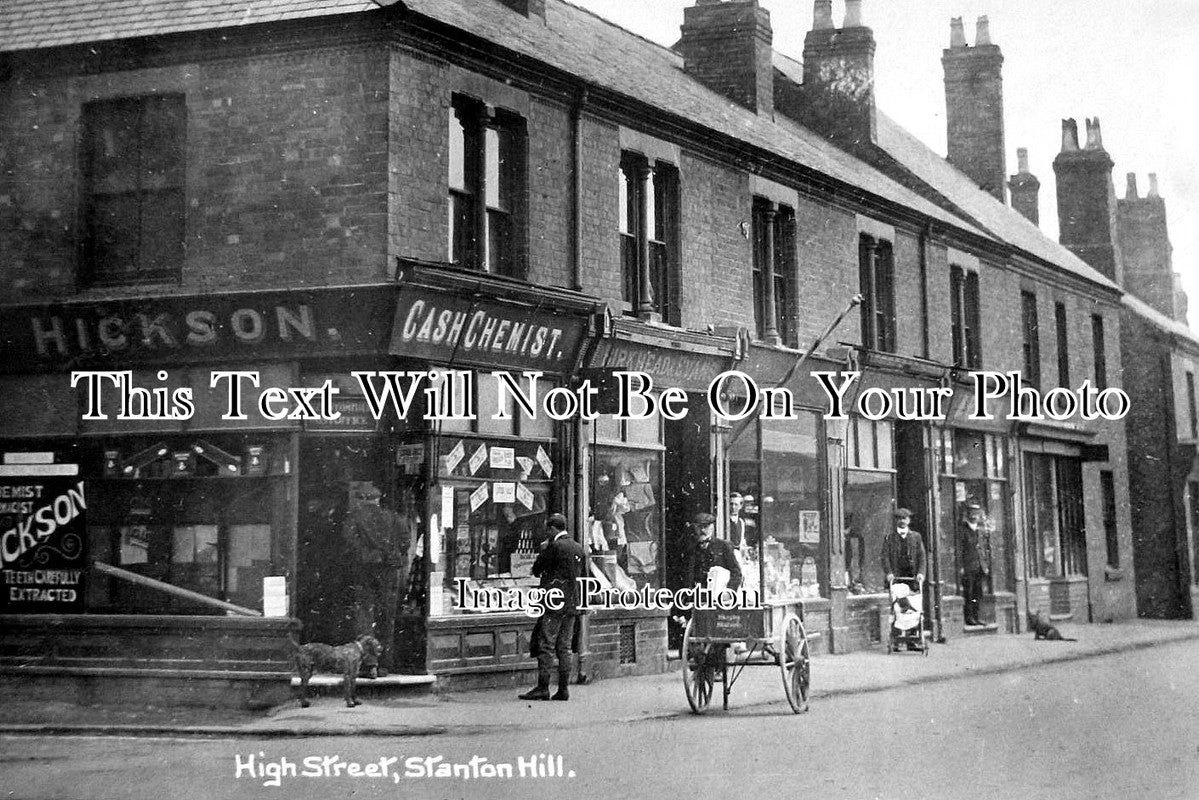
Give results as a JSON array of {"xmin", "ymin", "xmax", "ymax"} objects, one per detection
[
  {"xmin": 1027, "ymin": 611, "xmax": 1078, "ymax": 642},
  {"xmin": 294, "ymin": 635, "xmax": 381, "ymax": 708}
]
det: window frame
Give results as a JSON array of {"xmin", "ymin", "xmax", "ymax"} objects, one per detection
[
  {"xmin": 80, "ymin": 93, "xmax": 187, "ymax": 287},
  {"xmin": 858, "ymin": 234, "xmax": 897, "ymax": 353},
  {"xmin": 1054, "ymin": 301, "xmax": 1070, "ymax": 387},
  {"xmin": 1021, "ymin": 291, "xmax": 1042, "ymax": 388},
  {"xmin": 950, "ymin": 264, "xmax": 982, "ymax": 369},
  {"xmin": 752, "ymin": 198, "xmax": 798, "ymax": 347},
  {"xmin": 618, "ymin": 152, "xmax": 679, "ymax": 324},
  {"xmin": 1091, "ymin": 313, "xmax": 1107, "ymax": 389},
  {"xmin": 448, "ymin": 95, "xmax": 526, "ymax": 278}
]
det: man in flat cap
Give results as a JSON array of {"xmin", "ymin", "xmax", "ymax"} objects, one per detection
[
  {"xmin": 520, "ymin": 512, "xmax": 586, "ymax": 702},
  {"xmin": 684, "ymin": 511, "xmax": 743, "ymax": 595},
  {"xmin": 957, "ymin": 501, "xmax": 990, "ymax": 626}
]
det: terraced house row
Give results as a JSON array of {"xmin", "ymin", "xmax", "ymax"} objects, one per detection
[{"xmin": 0, "ymin": 0, "xmax": 1193, "ymax": 703}]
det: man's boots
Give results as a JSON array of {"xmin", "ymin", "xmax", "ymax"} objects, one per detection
[
  {"xmin": 519, "ymin": 679, "xmax": 551, "ymax": 701},
  {"xmin": 552, "ymin": 670, "xmax": 571, "ymax": 701}
]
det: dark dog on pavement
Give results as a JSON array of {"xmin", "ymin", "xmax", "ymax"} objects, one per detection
[
  {"xmin": 1027, "ymin": 611, "xmax": 1077, "ymax": 642},
  {"xmin": 294, "ymin": 635, "xmax": 382, "ymax": 708}
]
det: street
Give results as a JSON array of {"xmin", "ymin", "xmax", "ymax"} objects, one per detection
[{"xmin": 4, "ymin": 638, "xmax": 1198, "ymax": 800}]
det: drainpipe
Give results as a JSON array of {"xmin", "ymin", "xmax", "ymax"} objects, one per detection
[
  {"xmin": 919, "ymin": 221, "xmax": 932, "ymax": 360},
  {"xmin": 570, "ymin": 87, "xmax": 589, "ymax": 292}
]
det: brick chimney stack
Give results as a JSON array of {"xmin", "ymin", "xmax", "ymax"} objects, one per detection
[
  {"xmin": 798, "ymin": 0, "xmax": 877, "ymax": 150},
  {"xmin": 1009, "ymin": 147, "xmax": 1040, "ymax": 226},
  {"xmin": 676, "ymin": 0, "xmax": 775, "ymax": 117},
  {"xmin": 943, "ymin": 15, "xmax": 1007, "ymax": 202},
  {"xmin": 1054, "ymin": 117, "xmax": 1122, "ymax": 283},
  {"xmin": 1119, "ymin": 171, "xmax": 1187, "ymax": 323}
]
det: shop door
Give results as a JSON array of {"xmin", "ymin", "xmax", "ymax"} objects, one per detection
[{"xmin": 663, "ymin": 395, "xmax": 712, "ymax": 649}]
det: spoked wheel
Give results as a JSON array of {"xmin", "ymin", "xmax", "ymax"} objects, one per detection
[
  {"xmin": 682, "ymin": 618, "xmax": 715, "ymax": 713},
  {"xmin": 779, "ymin": 614, "xmax": 810, "ymax": 713}
]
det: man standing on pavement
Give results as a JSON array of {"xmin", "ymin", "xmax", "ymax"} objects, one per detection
[
  {"xmin": 881, "ymin": 507, "xmax": 927, "ymax": 650},
  {"xmin": 520, "ymin": 513, "xmax": 586, "ymax": 702},
  {"xmin": 343, "ymin": 482, "xmax": 408, "ymax": 674},
  {"xmin": 958, "ymin": 501, "xmax": 990, "ymax": 626}
]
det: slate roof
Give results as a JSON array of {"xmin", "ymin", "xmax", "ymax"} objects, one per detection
[
  {"xmin": 1123, "ymin": 294, "xmax": 1199, "ymax": 350},
  {"xmin": 0, "ymin": 0, "xmax": 380, "ymax": 52},
  {"xmin": 0, "ymin": 0, "xmax": 1124, "ymax": 294}
]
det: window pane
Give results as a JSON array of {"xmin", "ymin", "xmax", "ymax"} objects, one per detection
[
  {"xmin": 875, "ymin": 420, "xmax": 893, "ymax": 470},
  {"xmin": 448, "ymin": 105, "xmax": 467, "ymax": 191},
  {"xmin": 759, "ymin": 414, "xmax": 822, "ymax": 599},
  {"xmin": 485, "ymin": 126, "xmax": 501, "ymax": 209},
  {"xmin": 845, "ymin": 470, "xmax": 895, "ymax": 593},
  {"xmin": 593, "ymin": 448, "xmax": 662, "ymax": 590},
  {"xmin": 476, "ymin": 372, "xmax": 516, "ymax": 436},
  {"xmin": 140, "ymin": 96, "xmax": 186, "ymax": 188},
  {"xmin": 619, "ymin": 164, "xmax": 634, "ymax": 235},
  {"xmin": 89, "ymin": 193, "xmax": 140, "ymax": 275},
  {"xmin": 644, "ymin": 168, "xmax": 657, "ymax": 242},
  {"xmin": 141, "ymin": 189, "xmax": 185, "ymax": 275},
  {"xmin": 86, "ymin": 100, "xmax": 140, "ymax": 193}
]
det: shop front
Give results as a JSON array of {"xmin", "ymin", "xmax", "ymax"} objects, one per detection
[
  {"xmin": 581, "ymin": 320, "xmax": 743, "ymax": 671},
  {"xmin": 0, "ymin": 285, "xmax": 396, "ymax": 707},
  {"xmin": 383, "ymin": 261, "xmax": 601, "ymax": 688}
]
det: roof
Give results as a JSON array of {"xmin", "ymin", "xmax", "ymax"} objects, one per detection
[
  {"xmin": 0, "ymin": 0, "xmax": 1123, "ymax": 294},
  {"xmin": 0, "ymin": 0, "xmax": 381, "ymax": 52},
  {"xmin": 1123, "ymin": 293, "xmax": 1199, "ymax": 350},
  {"xmin": 873, "ymin": 112, "xmax": 1121, "ymax": 292}
]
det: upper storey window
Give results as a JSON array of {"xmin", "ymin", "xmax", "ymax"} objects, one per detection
[
  {"xmin": 619, "ymin": 152, "xmax": 679, "ymax": 324},
  {"xmin": 448, "ymin": 96, "xmax": 525, "ymax": 277},
  {"xmin": 81, "ymin": 95, "xmax": 186, "ymax": 286},
  {"xmin": 752, "ymin": 198, "xmax": 797, "ymax": 347},
  {"xmin": 950, "ymin": 264, "xmax": 981, "ymax": 368},
  {"xmin": 858, "ymin": 234, "xmax": 896, "ymax": 353}
]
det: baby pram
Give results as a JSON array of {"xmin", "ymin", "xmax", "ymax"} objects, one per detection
[{"xmin": 886, "ymin": 578, "xmax": 929, "ymax": 656}]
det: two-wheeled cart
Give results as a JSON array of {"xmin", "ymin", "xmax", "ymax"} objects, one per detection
[{"xmin": 681, "ymin": 600, "xmax": 810, "ymax": 714}]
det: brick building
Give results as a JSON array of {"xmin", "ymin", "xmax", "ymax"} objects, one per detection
[{"xmin": 0, "ymin": 0, "xmax": 1141, "ymax": 700}]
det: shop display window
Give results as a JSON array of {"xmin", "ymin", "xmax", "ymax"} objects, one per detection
[
  {"xmin": 730, "ymin": 413, "xmax": 825, "ymax": 600},
  {"xmin": 83, "ymin": 434, "xmax": 285, "ymax": 615},
  {"xmin": 430, "ymin": 434, "xmax": 559, "ymax": 616},
  {"xmin": 844, "ymin": 417, "xmax": 896, "ymax": 594},
  {"xmin": 590, "ymin": 448, "xmax": 662, "ymax": 590}
]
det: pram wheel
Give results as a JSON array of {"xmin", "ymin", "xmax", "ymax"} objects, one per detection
[{"xmin": 682, "ymin": 618, "xmax": 715, "ymax": 714}]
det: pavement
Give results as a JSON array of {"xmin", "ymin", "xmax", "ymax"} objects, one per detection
[{"xmin": 4, "ymin": 618, "xmax": 1199, "ymax": 738}]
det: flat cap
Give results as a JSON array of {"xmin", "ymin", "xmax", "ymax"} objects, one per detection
[
  {"xmin": 894, "ymin": 508, "xmax": 913, "ymax": 519},
  {"xmin": 692, "ymin": 512, "xmax": 716, "ymax": 527}
]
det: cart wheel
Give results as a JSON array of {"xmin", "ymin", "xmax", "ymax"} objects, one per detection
[
  {"xmin": 682, "ymin": 618, "xmax": 714, "ymax": 714},
  {"xmin": 779, "ymin": 614, "xmax": 810, "ymax": 713}
]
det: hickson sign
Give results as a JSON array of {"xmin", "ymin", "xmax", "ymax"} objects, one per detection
[{"xmin": 0, "ymin": 286, "xmax": 396, "ymax": 373}]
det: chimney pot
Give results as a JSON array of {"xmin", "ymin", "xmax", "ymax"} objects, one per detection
[
  {"xmin": 1148, "ymin": 173, "xmax": 1160, "ymax": 198},
  {"xmin": 813, "ymin": 0, "xmax": 834, "ymax": 29},
  {"xmin": 844, "ymin": 0, "xmax": 863, "ymax": 28},
  {"xmin": 1017, "ymin": 147, "xmax": 1030, "ymax": 174},
  {"xmin": 1061, "ymin": 119, "xmax": 1080, "ymax": 152},
  {"xmin": 1084, "ymin": 117, "xmax": 1104, "ymax": 150},
  {"xmin": 976, "ymin": 15, "xmax": 992, "ymax": 45},
  {"xmin": 1126, "ymin": 173, "xmax": 1139, "ymax": 199},
  {"xmin": 949, "ymin": 16, "xmax": 966, "ymax": 47}
]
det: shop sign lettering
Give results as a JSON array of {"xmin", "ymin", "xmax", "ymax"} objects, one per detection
[
  {"xmin": 1, "ymin": 286, "xmax": 395, "ymax": 371},
  {"xmin": 390, "ymin": 288, "xmax": 587, "ymax": 372},
  {"xmin": 0, "ymin": 477, "xmax": 87, "ymax": 613}
]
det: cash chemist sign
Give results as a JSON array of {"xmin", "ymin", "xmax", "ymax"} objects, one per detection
[
  {"xmin": 389, "ymin": 286, "xmax": 590, "ymax": 373},
  {"xmin": 0, "ymin": 470, "xmax": 87, "ymax": 613}
]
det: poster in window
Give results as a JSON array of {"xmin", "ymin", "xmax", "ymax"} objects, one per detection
[
  {"xmin": 799, "ymin": 510, "xmax": 821, "ymax": 544},
  {"xmin": 489, "ymin": 447, "xmax": 515, "ymax": 470},
  {"xmin": 445, "ymin": 440, "xmax": 466, "ymax": 473},
  {"xmin": 0, "ymin": 474, "xmax": 88, "ymax": 614},
  {"xmin": 469, "ymin": 444, "xmax": 487, "ymax": 475}
]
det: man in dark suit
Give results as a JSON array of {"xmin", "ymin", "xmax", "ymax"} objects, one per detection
[
  {"xmin": 881, "ymin": 507, "xmax": 927, "ymax": 651},
  {"xmin": 684, "ymin": 512, "xmax": 743, "ymax": 592},
  {"xmin": 958, "ymin": 502, "xmax": 990, "ymax": 626},
  {"xmin": 520, "ymin": 513, "xmax": 586, "ymax": 702}
]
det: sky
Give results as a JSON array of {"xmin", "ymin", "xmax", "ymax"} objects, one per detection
[{"xmin": 571, "ymin": 0, "xmax": 1199, "ymax": 324}]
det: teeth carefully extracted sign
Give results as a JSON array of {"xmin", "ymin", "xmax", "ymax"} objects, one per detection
[{"xmin": 0, "ymin": 476, "xmax": 88, "ymax": 613}]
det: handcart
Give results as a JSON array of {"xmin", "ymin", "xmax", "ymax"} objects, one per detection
[
  {"xmin": 886, "ymin": 577, "xmax": 929, "ymax": 655},
  {"xmin": 681, "ymin": 600, "xmax": 810, "ymax": 714}
]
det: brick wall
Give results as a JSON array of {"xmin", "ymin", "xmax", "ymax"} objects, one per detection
[{"xmin": 1, "ymin": 41, "xmax": 392, "ymax": 299}]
